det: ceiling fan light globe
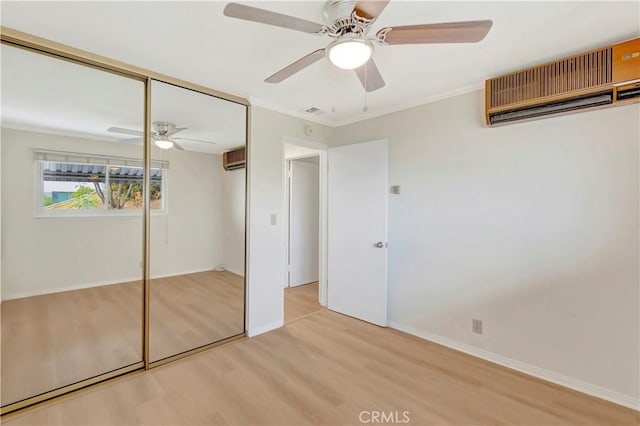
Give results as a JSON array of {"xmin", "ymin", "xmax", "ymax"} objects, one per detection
[
  {"xmin": 154, "ymin": 139, "xmax": 174, "ymax": 150},
  {"xmin": 327, "ymin": 38, "xmax": 373, "ymax": 70}
]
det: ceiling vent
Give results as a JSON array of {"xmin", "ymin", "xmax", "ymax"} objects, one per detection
[
  {"xmin": 304, "ymin": 107, "xmax": 322, "ymax": 114},
  {"xmin": 485, "ymin": 37, "xmax": 639, "ymax": 126}
]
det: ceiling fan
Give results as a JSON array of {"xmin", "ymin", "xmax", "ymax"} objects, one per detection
[
  {"xmin": 107, "ymin": 122, "xmax": 216, "ymax": 150},
  {"xmin": 223, "ymin": 0, "xmax": 493, "ymax": 92}
]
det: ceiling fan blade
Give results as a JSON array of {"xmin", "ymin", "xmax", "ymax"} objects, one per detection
[
  {"xmin": 355, "ymin": 58, "xmax": 385, "ymax": 92},
  {"xmin": 108, "ymin": 126, "xmax": 143, "ymax": 136},
  {"xmin": 265, "ymin": 49, "xmax": 325, "ymax": 83},
  {"xmin": 379, "ymin": 20, "xmax": 493, "ymax": 45},
  {"xmin": 172, "ymin": 137, "xmax": 217, "ymax": 144},
  {"xmin": 166, "ymin": 127, "xmax": 187, "ymax": 136},
  {"xmin": 353, "ymin": 0, "xmax": 390, "ymax": 21},
  {"xmin": 223, "ymin": 3, "xmax": 324, "ymax": 34},
  {"xmin": 172, "ymin": 142, "xmax": 185, "ymax": 151},
  {"xmin": 117, "ymin": 137, "xmax": 143, "ymax": 144}
]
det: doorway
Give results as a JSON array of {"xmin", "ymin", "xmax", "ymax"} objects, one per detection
[
  {"xmin": 280, "ymin": 138, "xmax": 389, "ymax": 327},
  {"xmin": 283, "ymin": 140, "xmax": 326, "ymax": 323}
]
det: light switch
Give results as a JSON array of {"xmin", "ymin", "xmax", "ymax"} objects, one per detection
[
  {"xmin": 270, "ymin": 213, "xmax": 277, "ymax": 226},
  {"xmin": 390, "ymin": 185, "xmax": 400, "ymax": 194}
]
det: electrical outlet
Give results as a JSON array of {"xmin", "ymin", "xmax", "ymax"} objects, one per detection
[{"xmin": 472, "ymin": 319, "xmax": 483, "ymax": 334}]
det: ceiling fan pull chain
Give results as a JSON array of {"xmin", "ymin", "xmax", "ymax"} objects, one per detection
[
  {"xmin": 363, "ymin": 61, "xmax": 369, "ymax": 112},
  {"xmin": 332, "ymin": 64, "xmax": 336, "ymax": 113}
]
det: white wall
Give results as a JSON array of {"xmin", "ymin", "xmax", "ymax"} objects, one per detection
[
  {"xmin": 1, "ymin": 128, "xmax": 225, "ymax": 299},
  {"xmin": 222, "ymin": 166, "xmax": 246, "ymax": 276},
  {"xmin": 289, "ymin": 159, "xmax": 319, "ymax": 286},
  {"xmin": 335, "ymin": 91, "xmax": 640, "ymax": 406},
  {"xmin": 149, "ymin": 141, "xmax": 224, "ymax": 280},
  {"xmin": 284, "ymin": 143, "xmax": 320, "ymax": 159},
  {"xmin": 246, "ymin": 106, "xmax": 333, "ymax": 336}
]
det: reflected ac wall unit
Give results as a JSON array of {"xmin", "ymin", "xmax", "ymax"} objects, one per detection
[{"xmin": 223, "ymin": 147, "xmax": 246, "ymax": 171}]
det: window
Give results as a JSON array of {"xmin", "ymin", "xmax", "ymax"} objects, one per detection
[{"xmin": 35, "ymin": 150, "xmax": 167, "ymax": 217}]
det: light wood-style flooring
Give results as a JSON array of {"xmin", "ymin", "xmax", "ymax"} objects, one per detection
[
  {"xmin": 3, "ymin": 308, "xmax": 638, "ymax": 425},
  {"xmin": 284, "ymin": 281, "xmax": 322, "ymax": 323},
  {"xmin": 1, "ymin": 271, "xmax": 244, "ymax": 406},
  {"xmin": 149, "ymin": 271, "xmax": 244, "ymax": 362}
]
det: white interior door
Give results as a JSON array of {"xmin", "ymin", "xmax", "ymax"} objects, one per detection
[
  {"xmin": 328, "ymin": 140, "xmax": 388, "ymax": 326},
  {"xmin": 289, "ymin": 159, "xmax": 320, "ymax": 287}
]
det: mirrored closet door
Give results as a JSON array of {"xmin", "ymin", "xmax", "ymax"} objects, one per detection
[
  {"xmin": 1, "ymin": 36, "xmax": 247, "ymax": 414},
  {"xmin": 1, "ymin": 44, "xmax": 145, "ymax": 406},
  {"xmin": 148, "ymin": 80, "xmax": 246, "ymax": 362}
]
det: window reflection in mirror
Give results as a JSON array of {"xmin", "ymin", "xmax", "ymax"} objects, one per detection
[{"xmin": 0, "ymin": 43, "xmax": 144, "ymax": 406}]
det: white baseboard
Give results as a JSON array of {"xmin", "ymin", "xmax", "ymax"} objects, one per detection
[
  {"xmin": 2, "ymin": 276, "xmax": 143, "ymax": 301},
  {"xmin": 225, "ymin": 267, "xmax": 245, "ymax": 277},
  {"xmin": 1, "ymin": 267, "xmax": 227, "ymax": 301},
  {"xmin": 388, "ymin": 321, "xmax": 640, "ymax": 411},
  {"xmin": 247, "ymin": 320, "xmax": 283, "ymax": 337}
]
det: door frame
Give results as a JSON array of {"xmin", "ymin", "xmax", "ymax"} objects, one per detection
[
  {"xmin": 286, "ymin": 157, "xmax": 320, "ymax": 288},
  {"xmin": 282, "ymin": 137, "xmax": 328, "ymax": 306}
]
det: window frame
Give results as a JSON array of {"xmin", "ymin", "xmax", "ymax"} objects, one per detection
[{"xmin": 33, "ymin": 151, "xmax": 168, "ymax": 219}]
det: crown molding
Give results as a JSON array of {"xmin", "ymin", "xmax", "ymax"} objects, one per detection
[
  {"xmin": 248, "ymin": 97, "xmax": 337, "ymax": 128},
  {"xmin": 2, "ymin": 122, "xmax": 114, "ymax": 142},
  {"xmin": 249, "ymin": 82, "xmax": 484, "ymax": 129},
  {"xmin": 333, "ymin": 82, "xmax": 484, "ymax": 127}
]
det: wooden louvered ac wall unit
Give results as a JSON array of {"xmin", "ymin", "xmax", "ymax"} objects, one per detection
[
  {"xmin": 489, "ymin": 48, "xmax": 612, "ymax": 108},
  {"xmin": 223, "ymin": 147, "xmax": 246, "ymax": 170},
  {"xmin": 485, "ymin": 37, "xmax": 640, "ymax": 126}
]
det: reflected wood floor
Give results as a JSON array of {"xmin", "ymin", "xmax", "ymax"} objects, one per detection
[
  {"xmin": 4, "ymin": 309, "xmax": 638, "ymax": 425},
  {"xmin": 284, "ymin": 282, "xmax": 322, "ymax": 323},
  {"xmin": 1, "ymin": 271, "xmax": 244, "ymax": 406},
  {"xmin": 149, "ymin": 271, "xmax": 244, "ymax": 362}
]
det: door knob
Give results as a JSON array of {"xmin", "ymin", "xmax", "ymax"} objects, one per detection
[{"xmin": 375, "ymin": 241, "xmax": 385, "ymax": 248}]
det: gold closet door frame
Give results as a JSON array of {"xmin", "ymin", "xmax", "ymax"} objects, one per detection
[{"xmin": 0, "ymin": 26, "xmax": 249, "ymax": 416}]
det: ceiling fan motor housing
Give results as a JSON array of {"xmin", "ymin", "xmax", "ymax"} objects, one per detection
[
  {"xmin": 323, "ymin": 0, "xmax": 362, "ymax": 36},
  {"xmin": 153, "ymin": 121, "xmax": 175, "ymax": 135}
]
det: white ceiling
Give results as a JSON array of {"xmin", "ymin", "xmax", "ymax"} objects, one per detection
[
  {"xmin": 1, "ymin": 44, "xmax": 246, "ymax": 154},
  {"xmin": 1, "ymin": 1, "xmax": 639, "ymax": 126},
  {"xmin": 150, "ymin": 80, "xmax": 246, "ymax": 154}
]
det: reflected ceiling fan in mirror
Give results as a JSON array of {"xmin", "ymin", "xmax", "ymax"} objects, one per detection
[
  {"xmin": 107, "ymin": 121, "xmax": 216, "ymax": 150},
  {"xmin": 223, "ymin": 0, "xmax": 493, "ymax": 92}
]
